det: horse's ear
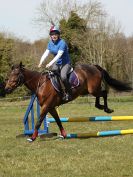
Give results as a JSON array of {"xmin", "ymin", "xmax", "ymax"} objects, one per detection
[
  {"xmin": 20, "ymin": 62, "xmax": 22, "ymax": 68},
  {"xmin": 11, "ymin": 65, "xmax": 14, "ymax": 70},
  {"xmin": 19, "ymin": 61, "xmax": 25, "ymax": 69}
]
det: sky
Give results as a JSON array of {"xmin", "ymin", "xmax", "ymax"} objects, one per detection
[
  {"xmin": 100, "ymin": 0, "xmax": 133, "ymax": 36},
  {"xmin": 0, "ymin": 0, "xmax": 42, "ymax": 42},
  {"xmin": 0, "ymin": 0, "xmax": 133, "ymax": 43}
]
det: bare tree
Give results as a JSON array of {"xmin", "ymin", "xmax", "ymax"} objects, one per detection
[
  {"xmin": 34, "ymin": 0, "xmax": 132, "ymax": 84},
  {"xmin": 34, "ymin": 0, "xmax": 78, "ymax": 31},
  {"xmin": 34, "ymin": 0, "xmax": 106, "ymax": 33}
]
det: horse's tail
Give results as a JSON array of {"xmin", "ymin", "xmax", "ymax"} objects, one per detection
[{"xmin": 95, "ymin": 65, "xmax": 132, "ymax": 92}]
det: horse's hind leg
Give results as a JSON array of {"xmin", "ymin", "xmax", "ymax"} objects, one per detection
[
  {"xmin": 49, "ymin": 108, "xmax": 67, "ymax": 138},
  {"xmin": 102, "ymin": 90, "xmax": 114, "ymax": 113},
  {"xmin": 95, "ymin": 90, "xmax": 114, "ymax": 113},
  {"xmin": 95, "ymin": 97, "xmax": 104, "ymax": 110}
]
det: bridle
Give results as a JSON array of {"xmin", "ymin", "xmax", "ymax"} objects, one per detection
[
  {"xmin": 15, "ymin": 71, "xmax": 25, "ymax": 87},
  {"xmin": 6, "ymin": 67, "xmax": 50, "ymax": 93}
]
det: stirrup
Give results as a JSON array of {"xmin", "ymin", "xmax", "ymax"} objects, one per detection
[{"xmin": 62, "ymin": 93, "xmax": 72, "ymax": 101}]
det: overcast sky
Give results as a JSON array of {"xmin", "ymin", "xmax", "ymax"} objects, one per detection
[
  {"xmin": 0, "ymin": 0, "xmax": 133, "ymax": 42},
  {"xmin": 100, "ymin": 0, "xmax": 133, "ymax": 36},
  {"xmin": 0, "ymin": 0, "xmax": 42, "ymax": 42}
]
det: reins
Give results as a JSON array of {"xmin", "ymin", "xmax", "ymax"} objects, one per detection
[{"xmin": 20, "ymin": 69, "xmax": 50, "ymax": 93}]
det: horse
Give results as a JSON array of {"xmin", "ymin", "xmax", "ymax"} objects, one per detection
[{"xmin": 5, "ymin": 62, "xmax": 132, "ymax": 142}]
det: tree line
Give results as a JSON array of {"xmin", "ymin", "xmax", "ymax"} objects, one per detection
[{"xmin": 0, "ymin": 0, "xmax": 133, "ymax": 97}]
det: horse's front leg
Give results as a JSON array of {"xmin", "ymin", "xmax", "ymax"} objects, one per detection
[
  {"xmin": 28, "ymin": 104, "xmax": 48, "ymax": 142},
  {"xmin": 49, "ymin": 108, "xmax": 67, "ymax": 138}
]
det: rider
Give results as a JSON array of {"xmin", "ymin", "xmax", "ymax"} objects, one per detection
[{"xmin": 38, "ymin": 25, "xmax": 72, "ymax": 101}]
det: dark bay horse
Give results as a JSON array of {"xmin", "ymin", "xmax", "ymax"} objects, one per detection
[{"xmin": 5, "ymin": 62, "xmax": 132, "ymax": 141}]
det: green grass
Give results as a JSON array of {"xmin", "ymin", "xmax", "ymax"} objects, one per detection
[{"xmin": 0, "ymin": 96, "xmax": 133, "ymax": 177}]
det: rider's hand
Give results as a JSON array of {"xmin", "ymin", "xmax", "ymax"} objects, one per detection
[
  {"xmin": 46, "ymin": 63, "xmax": 51, "ymax": 68},
  {"xmin": 38, "ymin": 63, "xmax": 41, "ymax": 68}
]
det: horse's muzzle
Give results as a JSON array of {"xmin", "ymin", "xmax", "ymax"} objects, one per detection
[{"xmin": 4, "ymin": 88, "xmax": 13, "ymax": 94}]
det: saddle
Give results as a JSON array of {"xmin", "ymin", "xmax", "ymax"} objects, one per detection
[{"xmin": 48, "ymin": 69, "xmax": 79, "ymax": 93}]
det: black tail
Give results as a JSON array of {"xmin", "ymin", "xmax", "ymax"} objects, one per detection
[{"xmin": 95, "ymin": 65, "xmax": 132, "ymax": 92}]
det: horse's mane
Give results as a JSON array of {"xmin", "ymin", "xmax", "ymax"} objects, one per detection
[{"xmin": 12, "ymin": 63, "xmax": 48, "ymax": 76}]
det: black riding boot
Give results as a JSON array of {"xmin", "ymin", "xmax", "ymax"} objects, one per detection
[{"xmin": 62, "ymin": 81, "xmax": 72, "ymax": 101}]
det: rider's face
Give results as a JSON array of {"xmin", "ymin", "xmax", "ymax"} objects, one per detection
[{"xmin": 50, "ymin": 34, "xmax": 59, "ymax": 42}]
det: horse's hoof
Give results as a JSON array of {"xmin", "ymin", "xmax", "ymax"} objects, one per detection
[
  {"xmin": 27, "ymin": 138, "xmax": 35, "ymax": 142},
  {"xmin": 105, "ymin": 109, "xmax": 114, "ymax": 113},
  {"xmin": 58, "ymin": 135, "xmax": 65, "ymax": 139},
  {"xmin": 95, "ymin": 105, "xmax": 104, "ymax": 110}
]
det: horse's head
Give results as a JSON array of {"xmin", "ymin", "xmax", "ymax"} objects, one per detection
[{"xmin": 5, "ymin": 62, "xmax": 24, "ymax": 94}]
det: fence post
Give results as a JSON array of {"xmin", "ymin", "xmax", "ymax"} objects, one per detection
[{"xmin": 23, "ymin": 94, "xmax": 48, "ymax": 135}]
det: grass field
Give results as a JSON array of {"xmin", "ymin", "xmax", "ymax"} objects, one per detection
[{"xmin": 0, "ymin": 96, "xmax": 133, "ymax": 177}]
